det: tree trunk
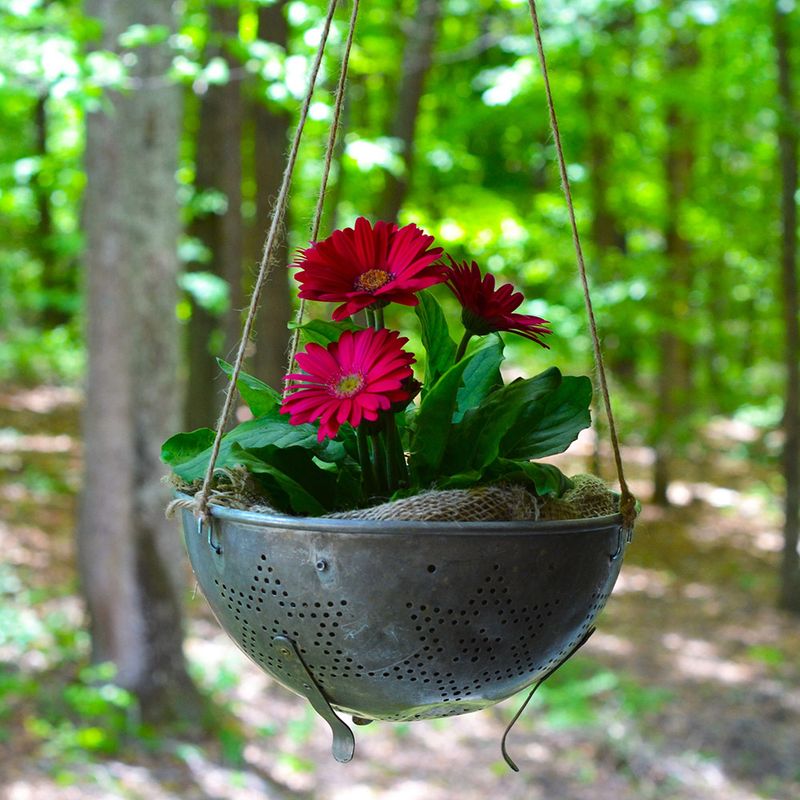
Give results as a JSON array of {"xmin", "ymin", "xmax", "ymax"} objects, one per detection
[
  {"xmin": 248, "ymin": 0, "xmax": 293, "ymax": 390},
  {"xmin": 775, "ymin": 3, "xmax": 800, "ymax": 614},
  {"xmin": 185, "ymin": 2, "xmax": 243, "ymax": 430},
  {"xmin": 80, "ymin": 0, "xmax": 200, "ymax": 721},
  {"xmin": 652, "ymin": 30, "xmax": 699, "ymax": 506},
  {"xmin": 376, "ymin": 0, "xmax": 441, "ymax": 223}
]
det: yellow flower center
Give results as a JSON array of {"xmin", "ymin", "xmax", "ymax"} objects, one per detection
[
  {"xmin": 354, "ymin": 268, "xmax": 392, "ymax": 293},
  {"xmin": 332, "ymin": 372, "xmax": 364, "ymax": 398}
]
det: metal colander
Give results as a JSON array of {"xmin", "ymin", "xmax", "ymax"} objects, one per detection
[{"xmin": 180, "ymin": 502, "xmax": 626, "ymax": 762}]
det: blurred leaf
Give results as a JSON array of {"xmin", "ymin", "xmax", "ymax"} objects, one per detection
[
  {"xmin": 118, "ymin": 24, "xmax": 171, "ymax": 48},
  {"xmin": 178, "ymin": 271, "xmax": 230, "ymax": 315},
  {"xmin": 217, "ymin": 358, "xmax": 281, "ymax": 417}
]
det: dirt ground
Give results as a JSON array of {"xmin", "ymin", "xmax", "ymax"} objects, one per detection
[{"xmin": 1, "ymin": 386, "xmax": 798, "ymax": 800}]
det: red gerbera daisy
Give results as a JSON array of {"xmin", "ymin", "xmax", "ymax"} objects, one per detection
[
  {"xmin": 293, "ymin": 217, "xmax": 445, "ymax": 321},
  {"xmin": 444, "ymin": 258, "xmax": 552, "ymax": 348},
  {"xmin": 281, "ymin": 327, "xmax": 416, "ymax": 441}
]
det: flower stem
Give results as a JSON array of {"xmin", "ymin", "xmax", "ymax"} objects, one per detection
[
  {"xmin": 370, "ymin": 431, "xmax": 389, "ymax": 495},
  {"xmin": 374, "ymin": 306, "xmax": 385, "ymax": 330},
  {"xmin": 455, "ymin": 331, "xmax": 473, "ymax": 362},
  {"xmin": 365, "ymin": 308, "xmax": 376, "ymax": 329},
  {"xmin": 384, "ymin": 415, "xmax": 408, "ymax": 492},
  {"xmin": 357, "ymin": 425, "xmax": 376, "ymax": 498}
]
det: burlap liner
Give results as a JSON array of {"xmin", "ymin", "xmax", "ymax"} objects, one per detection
[{"xmin": 166, "ymin": 469, "xmax": 619, "ymax": 523}]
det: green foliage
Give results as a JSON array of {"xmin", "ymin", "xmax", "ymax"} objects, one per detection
[
  {"xmin": 178, "ymin": 271, "xmax": 230, "ymax": 315},
  {"xmin": 0, "ymin": 562, "xmax": 145, "ymax": 765},
  {"xmin": 505, "ymin": 657, "xmax": 671, "ymax": 732},
  {"xmin": 414, "ymin": 290, "xmax": 458, "ymax": 389},
  {"xmin": 405, "ymin": 345, "xmax": 478, "ymax": 485},
  {"xmin": 164, "ymin": 324, "xmax": 585, "ymax": 510},
  {"xmin": 454, "ymin": 335, "xmax": 504, "ymax": 422},
  {"xmin": 289, "ymin": 318, "xmax": 365, "ymax": 347},
  {"xmin": 217, "ymin": 357, "xmax": 281, "ymax": 416},
  {"xmin": 162, "ymin": 400, "xmax": 364, "ymax": 514},
  {"xmin": 408, "ymin": 355, "xmax": 589, "ymax": 494},
  {"xmin": 0, "ymin": 0, "xmax": 789, "ymax": 474}
]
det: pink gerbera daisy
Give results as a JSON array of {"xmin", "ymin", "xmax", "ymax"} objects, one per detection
[
  {"xmin": 281, "ymin": 327, "xmax": 416, "ymax": 441},
  {"xmin": 293, "ymin": 217, "xmax": 445, "ymax": 321},
  {"xmin": 444, "ymin": 258, "xmax": 552, "ymax": 348}
]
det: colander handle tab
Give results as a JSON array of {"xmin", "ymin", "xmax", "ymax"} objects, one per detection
[
  {"xmin": 501, "ymin": 626, "xmax": 597, "ymax": 772},
  {"xmin": 272, "ymin": 635, "xmax": 355, "ymax": 763}
]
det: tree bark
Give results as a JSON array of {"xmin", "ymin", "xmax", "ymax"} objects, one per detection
[
  {"xmin": 248, "ymin": 0, "xmax": 293, "ymax": 390},
  {"xmin": 652, "ymin": 30, "xmax": 699, "ymax": 506},
  {"xmin": 376, "ymin": 0, "xmax": 441, "ymax": 223},
  {"xmin": 185, "ymin": 2, "xmax": 243, "ymax": 430},
  {"xmin": 80, "ymin": 0, "xmax": 200, "ymax": 721},
  {"xmin": 775, "ymin": 3, "xmax": 800, "ymax": 614}
]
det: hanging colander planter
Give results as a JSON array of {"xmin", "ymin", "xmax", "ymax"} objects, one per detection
[
  {"xmin": 178, "ymin": 503, "xmax": 626, "ymax": 763},
  {"xmin": 166, "ymin": 0, "xmax": 638, "ymax": 771}
]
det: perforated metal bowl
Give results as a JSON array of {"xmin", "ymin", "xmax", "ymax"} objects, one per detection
[{"xmin": 179, "ymin": 500, "xmax": 626, "ymax": 761}]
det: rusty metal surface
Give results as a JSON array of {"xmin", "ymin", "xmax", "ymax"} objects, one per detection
[{"xmin": 180, "ymin": 501, "xmax": 626, "ymax": 723}]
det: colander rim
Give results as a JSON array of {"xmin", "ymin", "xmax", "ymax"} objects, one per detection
[{"xmin": 177, "ymin": 493, "xmax": 623, "ymax": 536}]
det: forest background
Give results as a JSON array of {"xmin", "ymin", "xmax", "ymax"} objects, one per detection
[{"xmin": 1, "ymin": 0, "xmax": 800, "ymax": 798}]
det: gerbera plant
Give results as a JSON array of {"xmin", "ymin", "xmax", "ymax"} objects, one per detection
[{"xmin": 162, "ymin": 218, "xmax": 594, "ymax": 516}]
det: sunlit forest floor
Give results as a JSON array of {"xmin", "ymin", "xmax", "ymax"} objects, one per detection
[{"xmin": 1, "ymin": 386, "xmax": 799, "ymax": 800}]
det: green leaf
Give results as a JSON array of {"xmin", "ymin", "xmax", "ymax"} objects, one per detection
[
  {"xmin": 217, "ymin": 358, "xmax": 281, "ymax": 417},
  {"xmin": 500, "ymin": 374, "xmax": 593, "ymax": 460},
  {"xmin": 118, "ymin": 23, "xmax": 171, "ymax": 48},
  {"xmin": 228, "ymin": 444, "xmax": 325, "ymax": 516},
  {"xmin": 408, "ymin": 350, "xmax": 480, "ymax": 486},
  {"xmin": 433, "ymin": 470, "xmax": 483, "ymax": 489},
  {"xmin": 178, "ymin": 271, "xmax": 229, "ymax": 315},
  {"xmin": 161, "ymin": 428, "xmax": 215, "ymax": 468},
  {"xmin": 240, "ymin": 442, "xmax": 362, "ymax": 513},
  {"xmin": 170, "ymin": 410, "xmax": 321, "ymax": 483},
  {"xmin": 454, "ymin": 334, "xmax": 504, "ymax": 422},
  {"xmin": 415, "ymin": 290, "xmax": 457, "ymax": 390},
  {"xmin": 445, "ymin": 368, "xmax": 562, "ymax": 474},
  {"xmin": 485, "ymin": 459, "xmax": 573, "ymax": 497},
  {"xmin": 422, "ymin": 460, "xmax": 570, "ymax": 496},
  {"xmin": 290, "ymin": 318, "xmax": 363, "ymax": 348}
]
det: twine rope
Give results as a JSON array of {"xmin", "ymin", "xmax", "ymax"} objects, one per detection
[
  {"xmin": 286, "ymin": 0, "xmax": 361, "ymax": 384},
  {"xmin": 195, "ymin": 0, "xmax": 341, "ymax": 522},
  {"xmin": 526, "ymin": 0, "xmax": 636, "ymax": 531}
]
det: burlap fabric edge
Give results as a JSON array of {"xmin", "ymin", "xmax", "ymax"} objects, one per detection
[{"xmin": 165, "ymin": 471, "xmax": 620, "ymax": 523}]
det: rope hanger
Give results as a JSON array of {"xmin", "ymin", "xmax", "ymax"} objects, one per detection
[{"xmin": 194, "ymin": 0, "xmax": 637, "ymax": 532}]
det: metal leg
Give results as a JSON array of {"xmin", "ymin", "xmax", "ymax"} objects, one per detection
[
  {"xmin": 272, "ymin": 635, "xmax": 355, "ymax": 763},
  {"xmin": 198, "ymin": 516, "xmax": 222, "ymax": 555},
  {"xmin": 501, "ymin": 626, "xmax": 597, "ymax": 772}
]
